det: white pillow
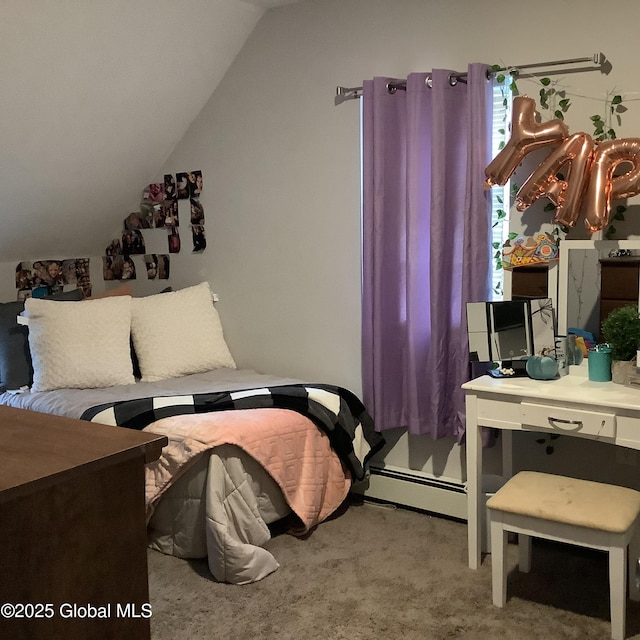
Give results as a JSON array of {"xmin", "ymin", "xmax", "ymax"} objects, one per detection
[
  {"xmin": 131, "ymin": 282, "xmax": 235, "ymax": 382},
  {"xmin": 25, "ymin": 296, "xmax": 136, "ymax": 392}
]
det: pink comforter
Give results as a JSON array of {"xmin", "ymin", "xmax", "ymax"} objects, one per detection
[{"xmin": 144, "ymin": 407, "xmax": 351, "ymax": 533}]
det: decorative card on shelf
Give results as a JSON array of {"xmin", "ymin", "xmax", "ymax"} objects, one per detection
[{"xmin": 501, "ymin": 232, "xmax": 559, "ymax": 270}]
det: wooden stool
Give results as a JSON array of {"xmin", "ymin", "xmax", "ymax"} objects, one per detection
[{"xmin": 487, "ymin": 471, "xmax": 640, "ymax": 640}]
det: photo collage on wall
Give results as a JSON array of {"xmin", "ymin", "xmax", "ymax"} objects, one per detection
[
  {"xmin": 15, "ymin": 258, "xmax": 91, "ymax": 301},
  {"xmin": 176, "ymin": 170, "xmax": 206, "ymax": 253},
  {"xmin": 102, "ymin": 170, "xmax": 206, "ymax": 282}
]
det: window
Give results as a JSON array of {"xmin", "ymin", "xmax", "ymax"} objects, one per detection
[{"xmin": 489, "ymin": 77, "xmax": 513, "ymax": 300}]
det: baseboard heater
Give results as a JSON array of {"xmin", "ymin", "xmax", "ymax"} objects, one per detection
[{"xmin": 363, "ymin": 463, "xmax": 467, "ymax": 521}]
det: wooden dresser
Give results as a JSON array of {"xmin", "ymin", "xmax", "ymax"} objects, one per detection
[
  {"xmin": 510, "ymin": 265, "xmax": 549, "ymax": 299},
  {"xmin": 599, "ymin": 257, "xmax": 640, "ymax": 332},
  {"xmin": 0, "ymin": 406, "xmax": 166, "ymax": 640}
]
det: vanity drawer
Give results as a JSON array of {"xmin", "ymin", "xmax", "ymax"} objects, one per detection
[{"xmin": 521, "ymin": 402, "xmax": 615, "ymax": 438}]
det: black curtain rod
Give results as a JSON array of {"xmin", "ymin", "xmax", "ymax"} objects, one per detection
[{"xmin": 335, "ymin": 53, "xmax": 605, "ymax": 105}]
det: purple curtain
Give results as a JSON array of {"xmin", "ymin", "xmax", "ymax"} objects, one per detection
[{"xmin": 361, "ymin": 63, "xmax": 493, "ymax": 439}]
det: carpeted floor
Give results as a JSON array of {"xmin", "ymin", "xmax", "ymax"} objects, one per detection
[{"xmin": 148, "ymin": 498, "xmax": 640, "ymax": 639}]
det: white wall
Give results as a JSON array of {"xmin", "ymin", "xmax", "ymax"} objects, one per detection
[
  {"xmin": 16, "ymin": 0, "xmax": 640, "ymax": 485},
  {"xmin": 0, "ymin": 0, "xmax": 266, "ymax": 263}
]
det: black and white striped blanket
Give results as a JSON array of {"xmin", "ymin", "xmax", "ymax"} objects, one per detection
[{"xmin": 81, "ymin": 384, "xmax": 384, "ymax": 481}]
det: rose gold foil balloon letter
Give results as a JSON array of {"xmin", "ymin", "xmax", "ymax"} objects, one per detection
[
  {"xmin": 484, "ymin": 96, "xmax": 569, "ymax": 188},
  {"xmin": 515, "ymin": 132, "xmax": 594, "ymax": 228},
  {"xmin": 583, "ymin": 138, "xmax": 640, "ymax": 231}
]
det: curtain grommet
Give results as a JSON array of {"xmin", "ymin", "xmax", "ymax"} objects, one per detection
[{"xmin": 425, "ymin": 76, "xmax": 433, "ymax": 88}]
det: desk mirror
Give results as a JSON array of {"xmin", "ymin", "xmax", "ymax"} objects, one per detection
[
  {"xmin": 467, "ymin": 298, "xmax": 555, "ymax": 363},
  {"xmin": 557, "ymin": 240, "xmax": 640, "ymax": 337}
]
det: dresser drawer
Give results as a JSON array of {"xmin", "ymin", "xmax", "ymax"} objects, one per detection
[{"xmin": 521, "ymin": 402, "xmax": 615, "ymax": 438}]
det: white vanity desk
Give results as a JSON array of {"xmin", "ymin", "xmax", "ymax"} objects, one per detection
[{"xmin": 463, "ymin": 363, "xmax": 640, "ymax": 569}]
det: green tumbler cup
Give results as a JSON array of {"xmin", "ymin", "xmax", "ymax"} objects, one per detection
[{"xmin": 588, "ymin": 345, "xmax": 612, "ymax": 382}]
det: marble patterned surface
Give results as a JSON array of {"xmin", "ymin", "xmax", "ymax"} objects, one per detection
[{"xmin": 566, "ymin": 248, "xmax": 601, "ymax": 336}]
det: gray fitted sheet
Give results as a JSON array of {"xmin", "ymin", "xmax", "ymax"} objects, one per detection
[{"xmin": 0, "ymin": 368, "xmax": 304, "ymax": 421}]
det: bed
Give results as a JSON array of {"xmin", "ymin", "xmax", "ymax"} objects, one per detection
[{"xmin": 0, "ymin": 282, "xmax": 383, "ymax": 584}]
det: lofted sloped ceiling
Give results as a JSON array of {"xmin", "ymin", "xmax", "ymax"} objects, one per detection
[{"xmin": 0, "ymin": 0, "xmax": 298, "ymax": 263}]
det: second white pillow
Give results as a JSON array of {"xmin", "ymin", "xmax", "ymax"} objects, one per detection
[{"xmin": 131, "ymin": 282, "xmax": 236, "ymax": 382}]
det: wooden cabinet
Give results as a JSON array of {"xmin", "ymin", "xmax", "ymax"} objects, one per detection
[
  {"xmin": 510, "ymin": 265, "xmax": 549, "ymax": 298},
  {"xmin": 599, "ymin": 258, "xmax": 640, "ymax": 332},
  {"xmin": 0, "ymin": 406, "xmax": 166, "ymax": 640}
]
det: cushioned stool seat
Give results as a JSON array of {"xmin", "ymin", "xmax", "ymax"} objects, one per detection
[{"xmin": 487, "ymin": 471, "xmax": 640, "ymax": 640}]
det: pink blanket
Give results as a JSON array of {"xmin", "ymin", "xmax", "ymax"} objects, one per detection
[{"xmin": 144, "ymin": 408, "xmax": 351, "ymax": 532}]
